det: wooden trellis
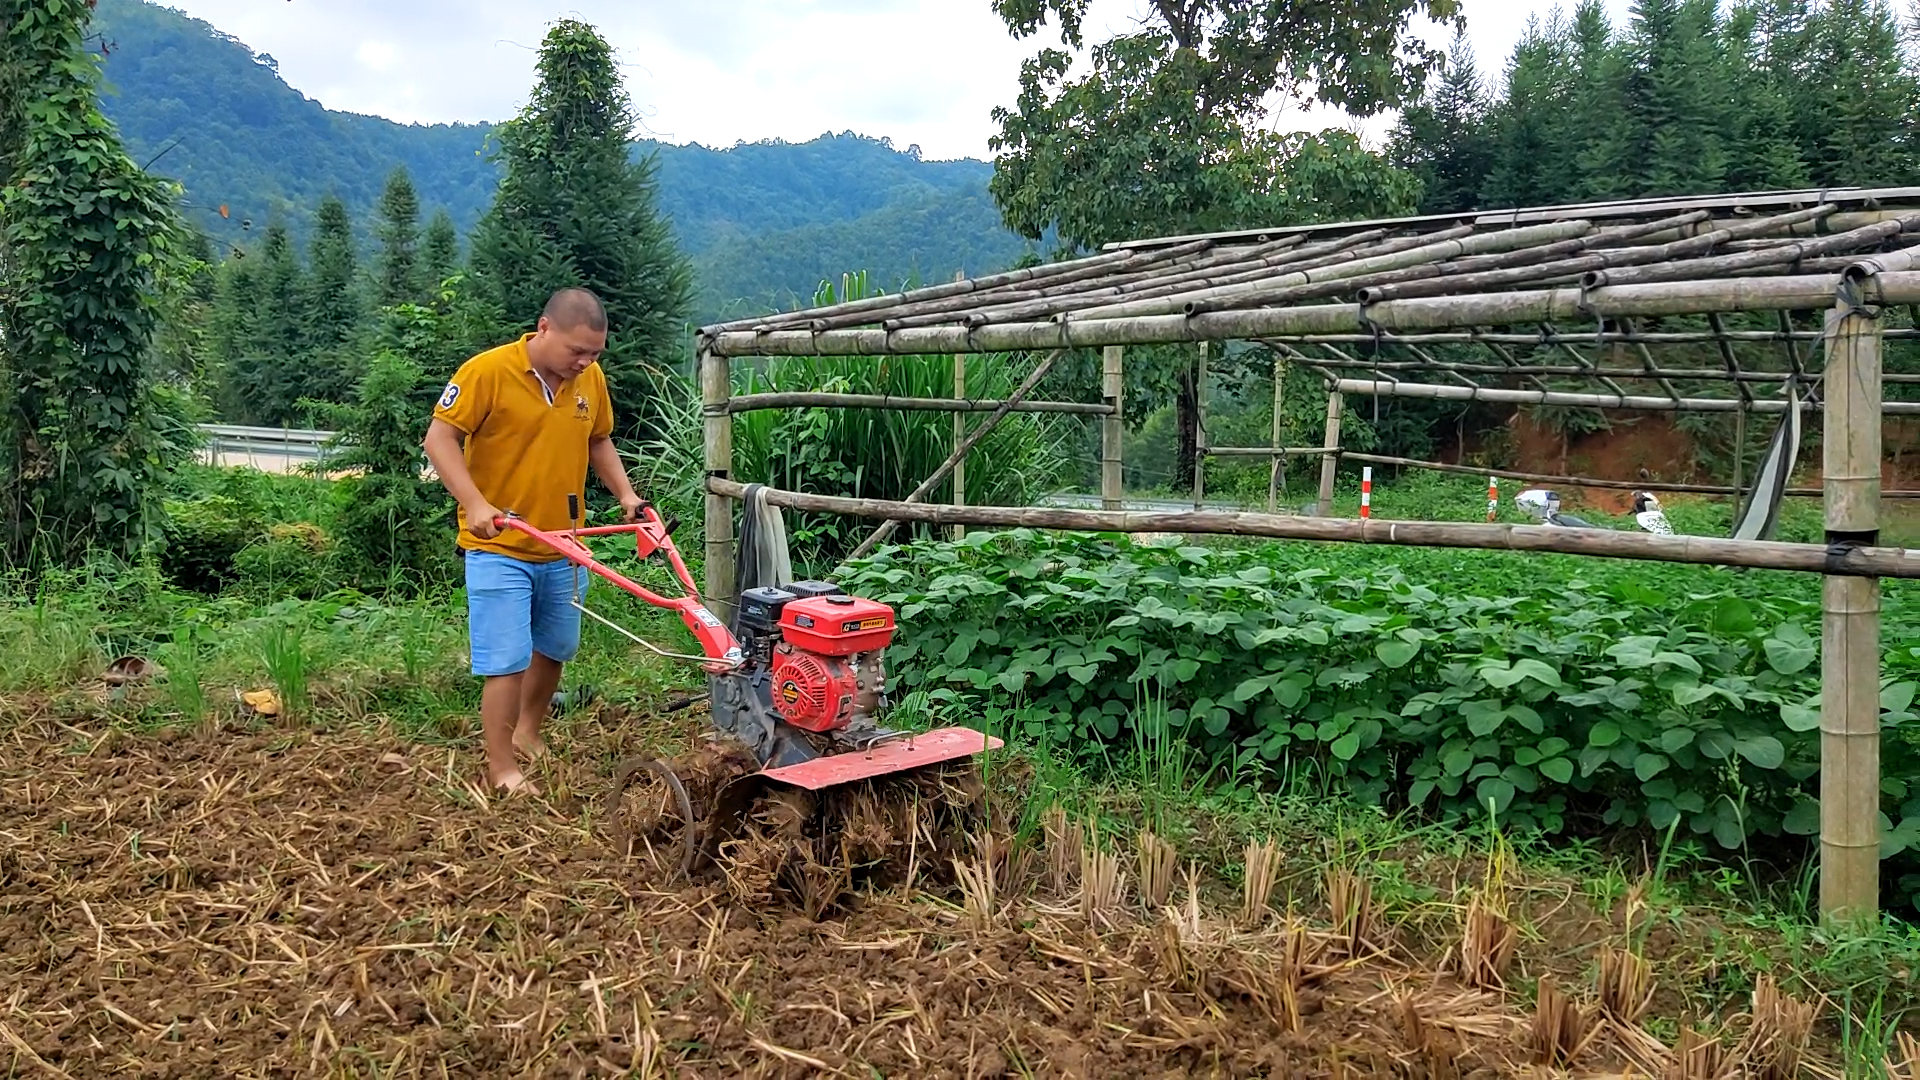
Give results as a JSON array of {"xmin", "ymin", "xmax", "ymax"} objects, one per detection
[{"xmin": 693, "ymin": 185, "xmax": 1920, "ymax": 925}]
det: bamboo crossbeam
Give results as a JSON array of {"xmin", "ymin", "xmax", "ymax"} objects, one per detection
[
  {"xmin": 1582, "ymin": 213, "xmax": 1920, "ymax": 289},
  {"xmin": 705, "ymin": 478, "xmax": 1920, "ymax": 579},
  {"xmin": 704, "ymin": 269, "xmax": 1920, "ymax": 357},
  {"xmin": 1205, "ymin": 446, "xmax": 1341, "ymax": 458},
  {"xmin": 885, "ymin": 226, "xmax": 1411, "ymax": 330},
  {"xmin": 713, "ymin": 245, "xmax": 1164, "ymax": 333},
  {"xmin": 1263, "ymin": 329, "xmax": 1920, "ymax": 346},
  {"xmin": 1071, "ymin": 220, "xmax": 1596, "ymax": 322},
  {"xmin": 1356, "ymin": 205, "xmax": 1835, "ymax": 304},
  {"xmin": 800, "ymin": 239, "xmax": 1228, "ymax": 332},
  {"xmin": 725, "ymin": 391, "xmax": 1112, "ymax": 415},
  {"xmin": 1338, "ymin": 451, "xmax": 1920, "ymax": 499},
  {"xmin": 1181, "ymin": 211, "xmax": 1712, "ymax": 316},
  {"xmin": 1331, "ymin": 378, "xmax": 1920, "ymax": 414},
  {"xmin": 1293, "ymin": 357, "xmax": 1834, "ymax": 383}
]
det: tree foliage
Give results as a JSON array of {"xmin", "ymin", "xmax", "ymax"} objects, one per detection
[
  {"xmin": 1, "ymin": 0, "xmax": 193, "ymax": 568},
  {"xmin": 1390, "ymin": 0, "xmax": 1920, "ymax": 212},
  {"xmin": 987, "ymin": 0, "xmax": 1456, "ymax": 252},
  {"xmin": 466, "ymin": 18, "xmax": 693, "ymax": 440}
]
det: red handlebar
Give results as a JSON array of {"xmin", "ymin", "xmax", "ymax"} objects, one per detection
[{"xmin": 490, "ymin": 507, "xmax": 743, "ymax": 671}]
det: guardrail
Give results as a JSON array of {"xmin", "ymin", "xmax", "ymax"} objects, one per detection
[{"xmin": 197, "ymin": 423, "xmax": 337, "ymax": 467}]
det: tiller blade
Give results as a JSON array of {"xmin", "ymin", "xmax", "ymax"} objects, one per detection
[{"xmin": 760, "ymin": 727, "xmax": 1005, "ymax": 791}]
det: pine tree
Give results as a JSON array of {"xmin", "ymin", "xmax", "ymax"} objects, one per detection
[
  {"xmin": 375, "ymin": 166, "xmax": 422, "ymax": 307},
  {"xmin": 1625, "ymin": 0, "xmax": 1732, "ymax": 195},
  {"xmin": 1480, "ymin": 15, "xmax": 1577, "ymax": 207},
  {"xmin": 1806, "ymin": 0, "xmax": 1920, "ymax": 185},
  {"xmin": 467, "ymin": 18, "xmax": 694, "ymax": 441},
  {"xmin": 1389, "ymin": 25, "xmax": 1494, "ymax": 213},
  {"xmin": 1566, "ymin": 0, "xmax": 1638, "ymax": 200},
  {"xmin": 228, "ymin": 224, "xmax": 308, "ymax": 425},
  {"xmin": 1722, "ymin": 0, "xmax": 1811, "ymax": 189},
  {"xmin": 421, "ymin": 209, "xmax": 459, "ymax": 291},
  {"xmin": 301, "ymin": 194, "xmax": 363, "ymax": 408}
]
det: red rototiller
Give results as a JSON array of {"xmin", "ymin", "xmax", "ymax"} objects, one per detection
[{"xmin": 492, "ymin": 492, "xmax": 1000, "ymax": 877}]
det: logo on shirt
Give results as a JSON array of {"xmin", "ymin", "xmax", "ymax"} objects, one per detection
[
  {"xmin": 438, "ymin": 383, "xmax": 461, "ymax": 409},
  {"xmin": 574, "ymin": 394, "xmax": 589, "ymax": 420}
]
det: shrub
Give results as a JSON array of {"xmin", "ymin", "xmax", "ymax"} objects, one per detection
[
  {"xmin": 233, "ymin": 523, "xmax": 335, "ymax": 599},
  {"xmin": 156, "ymin": 495, "xmax": 261, "ymax": 594}
]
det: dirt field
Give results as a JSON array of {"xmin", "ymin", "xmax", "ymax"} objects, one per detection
[{"xmin": 0, "ymin": 701, "xmax": 1842, "ymax": 1079}]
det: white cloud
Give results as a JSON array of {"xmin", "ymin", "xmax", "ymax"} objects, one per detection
[{"xmin": 147, "ymin": 0, "xmax": 1637, "ymax": 159}]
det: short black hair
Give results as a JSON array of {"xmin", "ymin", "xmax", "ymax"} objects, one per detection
[{"xmin": 542, "ymin": 287, "xmax": 607, "ymax": 332}]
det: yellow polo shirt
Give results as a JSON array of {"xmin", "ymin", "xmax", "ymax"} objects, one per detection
[{"xmin": 432, "ymin": 333, "xmax": 614, "ymax": 562}]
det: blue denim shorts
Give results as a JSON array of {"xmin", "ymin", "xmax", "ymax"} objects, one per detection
[{"xmin": 463, "ymin": 551, "xmax": 589, "ymax": 676}]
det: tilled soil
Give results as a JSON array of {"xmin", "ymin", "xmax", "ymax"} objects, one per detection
[{"xmin": 0, "ymin": 707, "xmax": 1823, "ymax": 1078}]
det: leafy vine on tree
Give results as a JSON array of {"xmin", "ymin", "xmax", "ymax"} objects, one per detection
[{"xmin": 1, "ymin": 0, "xmax": 188, "ymax": 568}]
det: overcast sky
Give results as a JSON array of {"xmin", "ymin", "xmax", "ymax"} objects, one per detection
[{"xmin": 149, "ymin": 0, "xmax": 1636, "ymax": 161}]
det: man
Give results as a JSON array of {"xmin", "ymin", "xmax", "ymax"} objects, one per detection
[{"xmin": 422, "ymin": 287, "xmax": 644, "ymax": 795}]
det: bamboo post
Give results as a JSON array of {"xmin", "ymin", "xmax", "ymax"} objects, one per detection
[
  {"xmin": 1102, "ymin": 345, "xmax": 1124, "ymax": 510},
  {"xmin": 1268, "ymin": 352, "xmax": 1287, "ymax": 513},
  {"xmin": 700, "ymin": 344, "xmax": 736, "ymax": 625},
  {"xmin": 1316, "ymin": 391, "xmax": 1343, "ymax": 516},
  {"xmin": 1820, "ymin": 291, "xmax": 1884, "ymax": 925},
  {"xmin": 952, "ymin": 353, "xmax": 966, "ymax": 541},
  {"xmin": 1193, "ymin": 341, "xmax": 1209, "ymax": 510}
]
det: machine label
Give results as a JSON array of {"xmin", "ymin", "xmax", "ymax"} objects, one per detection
[
  {"xmin": 780, "ymin": 681, "xmax": 801, "ymax": 703},
  {"xmin": 844, "ymin": 617, "xmax": 886, "ymax": 632},
  {"xmin": 794, "ymin": 615, "xmax": 815, "ymax": 628},
  {"xmin": 692, "ymin": 608, "xmax": 722, "ymax": 627}
]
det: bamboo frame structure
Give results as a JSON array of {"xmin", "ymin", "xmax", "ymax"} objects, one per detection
[{"xmin": 695, "ymin": 185, "xmax": 1920, "ymax": 923}]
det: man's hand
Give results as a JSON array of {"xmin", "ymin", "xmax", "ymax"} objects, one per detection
[
  {"xmin": 619, "ymin": 492, "xmax": 646, "ymax": 523},
  {"xmin": 465, "ymin": 500, "xmax": 505, "ymax": 540}
]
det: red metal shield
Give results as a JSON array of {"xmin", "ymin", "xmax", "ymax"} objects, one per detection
[{"xmin": 759, "ymin": 727, "xmax": 1006, "ymax": 791}]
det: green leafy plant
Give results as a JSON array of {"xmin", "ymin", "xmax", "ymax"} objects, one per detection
[{"xmin": 840, "ymin": 529, "xmax": 1920, "ymax": 896}]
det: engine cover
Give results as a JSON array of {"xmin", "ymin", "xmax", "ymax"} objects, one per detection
[{"xmin": 771, "ymin": 646, "xmax": 862, "ymax": 732}]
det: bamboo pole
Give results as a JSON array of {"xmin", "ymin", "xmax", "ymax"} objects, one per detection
[
  {"xmin": 1072, "ymin": 220, "xmax": 1595, "ymax": 322},
  {"xmin": 706, "ymin": 269, "xmax": 1920, "ymax": 357},
  {"xmin": 727, "ymin": 391, "xmax": 1110, "ymax": 415},
  {"xmin": 1101, "ymin": 345, "xmax": 1124, "ymax": 510},
  {"xmin": 1208, "ymin": 445, "xmax": 1346, "ymax": 458},
  {"xmin": 1354, "ymin": 206, "xmax": 1836, "ymax": 304},
  {"xmin": 699, "ymin": 345, "xmax": 736, "ymax": 625},
  {"xmin": 952, "ymin": 352, "xmax": 966, "ymax": 542},
  {"xmin": 1582, "ymin": 213, "xmax": 1920, "ymax": 289},
  {"xmin": 1820, "ymin": 289, "xmax": 1884, "ymax": 925},
  {"xmin": 843, "ymin": 349, "xmax": 1063, "ymax": 562},
  {"xmin": 1317, "ymin": 392, "xmax": 1343, "ymax": 517},
  {"xmin": 884, "ymin": 227, "xmax": 1406, "ymax": 330},
  {"xmin": 708, "ymin": 245, "xmax": 1148, "ymax": 332},
  {"xmin": 1330, "ymin": 378, "xmax": 1920, "ymax": 415},
  {"xmin": 1194, "ymin": 341, "xmax": 1210, "ymax": 510},
  {"xmin": 705, "ymin": 478, "xmax": 1920, "ymax": 578},
  {"xmin": 877, "ymin": 233, "xmax": 1340, "ymax": 330},
  {"xmin": 1335, "ymin": 451, "xmax": 1920, "ymax": 498},
  {"xmin": 1268, "ymin": 352, "xmax": 1286, "ymax": 513}
]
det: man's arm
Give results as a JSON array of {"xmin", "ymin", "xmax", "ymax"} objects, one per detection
[
  {"xmin": 588, "ymin": 434, "xmax": 643, "ymax": 520},
  {"xmin": 424, "ymin": 418, "xmax": 503, "ymax": 538}
]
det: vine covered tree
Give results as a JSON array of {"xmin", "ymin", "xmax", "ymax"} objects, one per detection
[
  {"xmin": 466, "ymin": 18, "xmax": 693, "ymax": 441},
  {"xmin": 1, "ymin": 0, "xmax": 189, "ymax": 566}
]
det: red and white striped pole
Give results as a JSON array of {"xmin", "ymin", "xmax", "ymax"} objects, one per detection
[
  {"xmin": 1360, "ymin": 466, "xmax": 1372, "ymax": 519},
  {"xmin": 1487, "ymin": 476, "xmax": 1498, "ymax": 522}
]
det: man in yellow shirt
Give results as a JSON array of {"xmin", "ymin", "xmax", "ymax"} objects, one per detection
[{"xmin": 423, "ymin": 287, "xmax": 644, "ymax": 795}]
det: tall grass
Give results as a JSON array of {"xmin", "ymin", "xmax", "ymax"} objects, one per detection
[{"xmin": 631, "ymin": 276, "xmax": 1079, "ymax": 572}]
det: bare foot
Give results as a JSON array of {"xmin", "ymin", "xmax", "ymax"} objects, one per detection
[
  {"xmin": 512, "ymin": 728, "xmax": 549, "ymax": 761},
  {"xmin": 489, "ymin": 766, "xmax": 541, "ymax": 797}
]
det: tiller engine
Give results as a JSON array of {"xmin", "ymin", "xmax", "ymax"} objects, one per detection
[{"xmin": 493, "ymin": 490, "xmax": 1000, "ymax": 878}]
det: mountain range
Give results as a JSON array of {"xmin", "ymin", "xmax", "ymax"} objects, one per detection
[{"xmin": 89, "ymin": 0, "xmax": 1039, "ymax": 320}]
